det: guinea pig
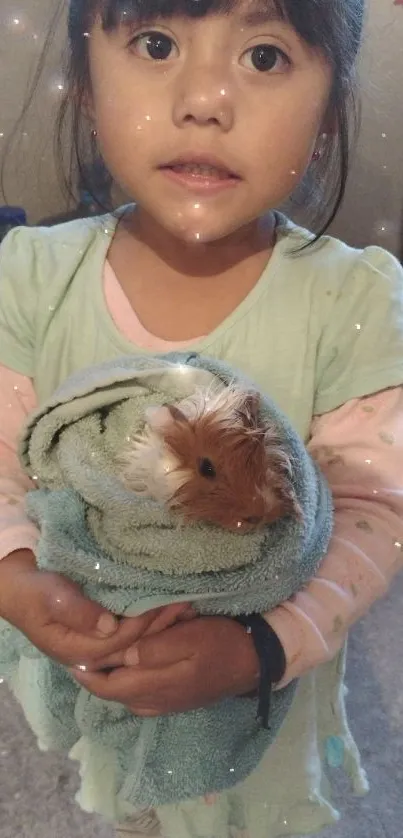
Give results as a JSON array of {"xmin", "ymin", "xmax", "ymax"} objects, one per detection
[{"xmin": 120, "ymin": 384, "xmax": 302, "ymax": 532}]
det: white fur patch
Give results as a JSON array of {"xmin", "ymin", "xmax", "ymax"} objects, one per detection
[{"xmin": 120, "ymin": 425, "xmax": 188, "ymax": 503}]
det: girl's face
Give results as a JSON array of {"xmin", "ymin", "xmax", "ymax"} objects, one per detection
[{"xmin": 88, "ymin": 2, "xmax": 333, "ymax": 243}]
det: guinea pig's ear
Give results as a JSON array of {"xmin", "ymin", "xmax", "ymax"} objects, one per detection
[
  {"xmin": 144, "ymin": 405, "xmax": 171, "ymax": 434},
  {"xmin": 144, "ymin": 403, "xmax": 189, "ymax": 435},
  {"xmin": 236, "ymin": 391, "xmax": 261, "ymax": 428},
  {"xmin": 164, "ymin": 404, "xmax": 190, "ymax": 425},
  {"xmin": 270, "ymin": 478, "xmax": 303, "ymax": 521}
]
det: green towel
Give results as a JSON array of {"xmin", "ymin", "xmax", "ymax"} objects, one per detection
[{"xmin": 0, "ymin": 353, "xmax": 333, "ymax": 810}]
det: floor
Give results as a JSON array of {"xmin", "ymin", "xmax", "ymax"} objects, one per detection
[{"xmin": 1, "ymin": 574, "xmax": 402, "ymax": 838}]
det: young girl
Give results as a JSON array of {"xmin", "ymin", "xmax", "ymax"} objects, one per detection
[{"xmin": 1, "ymin": 0, "xmax": 403, "ymax": 835}]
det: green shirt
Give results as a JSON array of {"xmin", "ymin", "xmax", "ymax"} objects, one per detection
[
  {"xmin": 1, "ymin": 209, "xmax": 402, "ymax": 830},
  {"xmin": 1, "ymin": 211, "xmax": 403, "ymax": 439}
]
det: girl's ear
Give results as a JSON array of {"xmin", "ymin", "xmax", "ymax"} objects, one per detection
[
  {"xmin": 320, "ymin": 101, "xmax": 338, "ymax": 138},
  {"xmin": 75, "ymin": 82, "xmax": 95, "ymax": 121}
]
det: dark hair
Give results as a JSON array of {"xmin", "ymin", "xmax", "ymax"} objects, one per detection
[{"xmin": 5, "ymin": 0, "xmax": 366, "ymax": 235}]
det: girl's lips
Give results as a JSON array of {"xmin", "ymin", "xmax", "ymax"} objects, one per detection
[
  {"xmin": 167, "ymin": 162, "xmax": 235, "ymax": 179},
  {"xmin": 159, "ymin": 162, "xmax": 241, "ymax": 193}
]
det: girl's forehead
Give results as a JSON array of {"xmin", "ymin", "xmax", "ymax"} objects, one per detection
[{"xmin": 93, "ymin": 0, "xmax": 288, "ymax": 25}]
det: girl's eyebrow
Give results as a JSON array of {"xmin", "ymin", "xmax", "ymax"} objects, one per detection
[{"xmin": 238, "ymin": 6, "xmax": 286, "ymax": 27}]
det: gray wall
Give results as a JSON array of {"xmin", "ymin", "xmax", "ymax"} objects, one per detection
[{"xmin": 331, "ymin": 0, "xmax": 403, "ymax": 255}]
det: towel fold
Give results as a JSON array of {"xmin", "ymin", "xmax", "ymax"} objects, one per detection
[{"xmin": 0, "ymin": 352, "xmax": 333, "ymax": 810}]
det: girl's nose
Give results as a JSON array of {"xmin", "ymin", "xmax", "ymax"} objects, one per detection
[{"xmin": 172, "ymin": 67, "xmax": 235, "ymax": 132}]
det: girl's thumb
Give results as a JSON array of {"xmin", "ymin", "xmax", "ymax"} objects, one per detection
[{"xmin": 45, "ymin": 574, "xmax": 118, "ymax": 637}]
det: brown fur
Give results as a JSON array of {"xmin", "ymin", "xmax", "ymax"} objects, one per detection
[{"xmin": 123, "ymin": 385, "xmax": 302, "ymax": 532}]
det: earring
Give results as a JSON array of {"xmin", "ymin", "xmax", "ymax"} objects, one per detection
[
  {"xmin": 312, "ymin": 132, "xmax": 328, "ymax": 162},
  {"xmin": 91, "ymin": 128, "xmax": 98, "ymax": 140}
]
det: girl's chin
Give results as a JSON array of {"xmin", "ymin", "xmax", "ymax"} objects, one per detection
[
  {"xmin": 132, "ymin": 202, "xmax": 255, "ymax": 246},
  {"xmin": 165, "ymin": 217, "xmax": 246, "ymax": 246}
]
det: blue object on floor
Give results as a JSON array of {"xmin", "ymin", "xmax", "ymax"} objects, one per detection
[{"xmin": 325, "ymin": 735, "xmax": 345, "ymax": 769}]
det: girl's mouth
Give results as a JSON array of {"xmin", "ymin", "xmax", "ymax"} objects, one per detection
[
  {"xmin": 159, "ymin": 157, "xmax": 241, "ymax": 193},
  {"xmin": 168, "ymin": 163, "xmax": 234, "ymax": 180}
]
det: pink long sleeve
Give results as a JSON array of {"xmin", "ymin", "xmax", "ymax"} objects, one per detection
[
  {"xmin": 267, "ymin": 387, "xmax": 403, "ymax": 686},
  {"xmin": 0, "ymin": 365, "xmax": 39, "ymax": 558}
]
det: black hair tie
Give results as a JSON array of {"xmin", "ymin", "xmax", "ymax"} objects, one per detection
[{"xmin": 233, "ymin": 614, "xmax": 286, "ymax": 730}]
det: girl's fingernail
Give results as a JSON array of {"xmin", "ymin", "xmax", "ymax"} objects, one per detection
[
  {"xmin": 96, "ymin": 613, "xmax": 117, "ymax": 636},
  {"xmin": 67, "ymin": 665, "xmax": 89, "ymax": 679},
  {"xmin": 125, "ymin": 645, "xmax": 140, "ymax": 666}
]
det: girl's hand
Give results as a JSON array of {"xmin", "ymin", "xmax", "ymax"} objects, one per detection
[
  {"xmin": 70, "ymin": 616, "xmax": 260, "ymax": 715},
  {"xmin": 0, "ymin": 549, "xmax": 192, "ymax": 669}
]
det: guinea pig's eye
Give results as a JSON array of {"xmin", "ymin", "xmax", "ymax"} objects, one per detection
[
  {"xmin": 244, "ymin": 516, "xmax": 262, "ymax": 526},
  {"xmin": 198, "ymin": 457, "xmax": 216, "ymax": 479}
]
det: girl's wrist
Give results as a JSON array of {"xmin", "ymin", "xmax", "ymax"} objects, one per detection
[{"xmin": 220, "ymin": 617, "xmax": 260, "ymax": 695}]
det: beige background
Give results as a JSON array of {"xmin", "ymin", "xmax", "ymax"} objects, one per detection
[{"xmin": 0, "ymin": 0, "xmax": 402, "ymax": 253}]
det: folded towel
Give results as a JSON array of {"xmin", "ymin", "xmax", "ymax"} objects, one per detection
[{"xmin": 0, "ymin": 352, "xmax": 333, "ymax": 811}]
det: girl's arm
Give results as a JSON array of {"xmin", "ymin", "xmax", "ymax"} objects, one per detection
[
  {"xmin": 0, "ymin": 365, "xmax": 177, "ymax": 663},
  {"xmin": 266, "ymin": 386, "xmax": 403, "ymax": 687},
  {"xmin": 4, "ymin": 365, "xmax": 402, "ymax": 691},
  {"xmin": 0, "ymin": 365, "xmax": 39, "ymax": 558}
]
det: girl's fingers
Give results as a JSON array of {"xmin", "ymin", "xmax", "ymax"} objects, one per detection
[
  {"xmin": 69, "ymin": 658, "xmax": 192, "ymax": 704},
  {"xmin": 126, "ymin": 706, "xmax": 160, "ymax": 718},
  {"xmin": 83, "ymin": 605, "xmax": 194, "ymax": 670},
  {"xmin": 44, "ymin": 609, "xmax": 168, "ymax": 666},
  {"xmin": 82, "ymin": 652, "xmax": 126, "ymax": 671},
  {"xmin": 123, "ymin": 619, "xmax": 202, "ymax": 668},
  {"xmin": 52, "ymin": 605, "xmax": 194, "ymax": 668},
  {"xmin": 141, "ymin": 602, "xmax": 193, "ymax": 635},
  {"xmin": 43, "ymin": 573, "xmax": 118, "ymax": 637},
  {"xmin": 176, "ymin": 607, "xmax": 197, "ymax": 622}
]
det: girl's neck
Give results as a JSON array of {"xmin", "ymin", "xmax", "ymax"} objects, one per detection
[
  {"xmin": 108, "ymin": 207, "xmax": 277, "ymax": 342},
  {"xmin": 119, "ymin": 207, "xmax": 276, "ymax": 279}
]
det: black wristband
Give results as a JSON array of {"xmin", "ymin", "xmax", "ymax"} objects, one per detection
[{"xmin": 233, "ymin": 614, "xmax": 286, "ymax": 730}]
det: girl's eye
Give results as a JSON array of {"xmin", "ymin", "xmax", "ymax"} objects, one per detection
[
  {"xmin": 131, "ymin": 31, "xmax": 177, "ymax": 61},
  {"xmin": 241, "ymin": 44, "xmax": 290, "ymax": 73}
]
